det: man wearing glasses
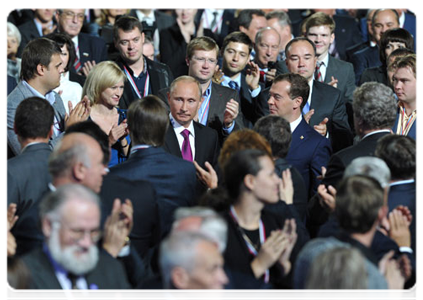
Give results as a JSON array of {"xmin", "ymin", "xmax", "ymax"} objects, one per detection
[
  {"xmin": 55, "ymin": 9, "xmax": 108, "ymax": 76},
  {"xmin": 21, "ymin": 184, "xmax": 131, "ymax": 289}
]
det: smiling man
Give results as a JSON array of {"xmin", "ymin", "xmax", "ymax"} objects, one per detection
[{"xmin": 113, "ymin": 16, "xmax": 173, "ymax": 109}]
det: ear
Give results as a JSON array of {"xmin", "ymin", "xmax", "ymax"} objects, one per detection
[
  {"xmin": 330, "ymin": 33, "xmax": 335, "ymax": 44},
  {"xmin": 48, "ymin": 125, "xmax": 54, "ymax": 139},
  {"xmin": 141, "ymin": 32, "xmax": 145, "ymax": 44},
  {"xmin": 72, "ymin": 161, "xmax": 86, "ymax": 182},
  {"xmin": 185, "ymin": 57, "xmax": 190, "ymax": 67},
  {"xmin": 239, "ymin": 25, "xmax": 247, "ymax": 34},
  {"xmin": 171, "ymin": 267, "xmax": 190, "ymax": 289},
  {"xmin": 36, "ymin": 63, "xmax": 45, "ymax": 76},
  {"xmin": 243, "ymin": 174, "xmax": 256, "ymax": 191},
  {"xmin": 293, "ymin": 96, "xmax": 303, "ymax": 109},
  {"xmin": 41, "ymin": 217, "xmax": 53, "ymax": 238}
]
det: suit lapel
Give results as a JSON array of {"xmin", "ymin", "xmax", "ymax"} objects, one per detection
[
  {"xmin": 146, "ymin": 59, "xmax": 160, "ymax": 95},
  {"xmin": 164, "ymin": 125, "xmax": 183, "ymax": 159},
  {"xmin": 290, "ymin": 119, "xmax": 310, "ymax": 152},
  {"xmin": 324, "ymin": 56, "xmax": 335, "ymax": 84}
]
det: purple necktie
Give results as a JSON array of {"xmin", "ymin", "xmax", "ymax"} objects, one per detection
[{"xmin": 181, "ymin": 129, "xmax": 193, "ymax": 162}]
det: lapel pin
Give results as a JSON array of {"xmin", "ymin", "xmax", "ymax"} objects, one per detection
[
  {"xmin": 83, "ymin": 52, "xmax": 89, "ymax": 57},
  {"xmin": 300, "ymin": 136, "xmax": 304, "ymax": 139}
]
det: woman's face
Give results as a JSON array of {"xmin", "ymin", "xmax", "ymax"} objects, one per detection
[
  {"xmin": 175, "ymin": 9, "xmax": 197, "ymax": 24},
  {"xmin": 60, "ymin": 44, "xmax": 70, "ymax": 70},
  {"xmin": 99, "ymin": 80, "xmax": 124, "ymax": 107},
  {"xmin": 250, "ymin": 156, "xmax": 281, "ymax": 204},
  {"xmin": 7, "ymin": 35, "xmax": 19, "ymax": 58},
  {"xmin": 385, "ymin": 41, "xmax": 406, "ymax": 62}
]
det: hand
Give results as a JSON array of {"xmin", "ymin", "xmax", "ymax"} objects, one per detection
[
  {"xmin": 81, "ymin": 60, "xmax": 96, "ymax": 77},
  {"xmin": 379, "ymin": 250, "xmax": 406, "ymax": 289},
  {"xmin": 328, "ymin": 76, "xmax": 338, "ymax": 88},
  {"xmin": 279, "ymin": 169, "xmax": 293, "ymax": 205},
  {"xmin": 193, "ymin": 161, "xmax": 218, "ymax": 189},
  {"xmin": 388, "ymin": 209, "xmax": 411, "ymax": 248},
  {"xmin": 265, "ymin": 68, "xmax": 276, "ymax": 83},
  {"xmin": 7, "ymin": 231, "xmax": 17, "ymax": 257},
  {"xmin": 212, "ymin": 66, "xmax": 224, "ymax": 84},
  {"xmin": 65, "ymin": 96, "xmax": 91, "ymax": 130},
  {"xmin": 393, "ymin": 205, "xmax": 412, "ymax": 226},
  {"xmin": 317, "ymin": 184, "xmax": 337, "ymax": 212},
  {"xmin": 109, "ymin": 119, "xmax": 128, "ymax": 146},
  {"xmin": 316, "ymin": 166, "xmax": 327, "ymax": 180},
  {"xmin": 303, "ymin": 109, "xmax": 314, "ymax": 124},
  {"xmin": 223, "ymin": 99, "xmax": 239, "ymax": 128},
  {"xmin": 7, "ymin": 203, "xmax": 19, "ymax": 231},
  {"xmin": 278, "ymin": 219, "xmax": 298, "ymax": 275},
  {"xmin": 314, "ymin": 117, "xmax": 328, "ymax": 136},
  {"xmin": 245, "ymin": 61, "xmax": 260, "ymax": 91},
  {"xmin": 177, "ymin": 18, "xmax": 195, "ymax": 43}
]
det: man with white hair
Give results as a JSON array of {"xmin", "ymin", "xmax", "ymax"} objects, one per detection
[{"xmin": 21, "ymin": 184, "xmax": 130, "ymax": 289}]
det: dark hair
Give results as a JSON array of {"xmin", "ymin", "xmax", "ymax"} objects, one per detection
[
  {"xmin": 223, "ymin": 149, "xmax": 269, "ymax": 202},
  {"xmin": 221, "ymin": 31, "xmax": 253, "ymax": 55},
  {"xmin": 44, "ymin": 32, "xmax": 76, "ymax": 72},
  {"xmin": 273, "ymin": 73, "xmax": 310, "ymax": 110},
  {"xmin": 127, "ymin": 95, "xmax": 169, "ymax": 146},
  {"xmin": 335, "ymin": 175, "xmax": 384, "ymax": 234},
  {"xmin": 65, "ymin": 121, "xmax": 110, "ymax": 165},
  {"xmin": 375, "ymin": 135, "xmax": 415, "ymax": 181},
  {"xmin": 254, "ymin": 115, "xmax": 292, "ymax": 158},
  {"xmin": 20, "ymin": 38, "xmax": 62, "ymax": 81},
  {"xmin": 14, "ymin": 97, "xmax": 54, "ymax": 140},
  {"xmin": 285, "ymin": 37, "xmax": 317, "ymax": 57},
  {"xmin": 380, "ymin": 28, "xmax": 414, "ymax": 65},
  {"xmin": 236, "ymin": 9, "xmax": 265, "ymax": 30},
  {"xmin": 113, "ymin": 15, "xmax": 143, "ymax": 42}
]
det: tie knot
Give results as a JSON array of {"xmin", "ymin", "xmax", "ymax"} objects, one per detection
[
  {"xmin": 181, "ymin": 129, "xmax": 190, "ymax": 139},
  {"xmin": 228, "ymin": 81, "xmax": 239, "ymax": 91},
  {"xmin": 316, "ymin": 61, "xmax": 324, "ymax": 68}
]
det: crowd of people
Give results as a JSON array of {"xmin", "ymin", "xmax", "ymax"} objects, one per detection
[{"xmin": 7, "ymin": 8, "xmax": 416, "ymax": 291}]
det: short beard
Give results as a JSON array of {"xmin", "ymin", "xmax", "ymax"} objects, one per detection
[{"xmin": 48, "ymin": 225, "xmax": 99, "ymax": 276}]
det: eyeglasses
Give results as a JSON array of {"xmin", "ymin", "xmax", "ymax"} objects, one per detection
[
  {"xmin": 56, "ymin": 221, "xmax": 102, "ymax": 243},
  {"xmin": 192, "ymin": 56, "xmax": 218, "ymax": 65},
  {"xmin": 61, "ymin": 11, "xmax": 85, "ymax": 22}
]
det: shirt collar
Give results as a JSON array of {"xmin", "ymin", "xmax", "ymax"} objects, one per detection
[
  {"xmin": 169, "ymin": 113, "xmax": 195, "ymax": 137},
  {"xmin": 22, "ymin": 80, "xmax": 56, "ymax": 105},
  {"xmin": 290, "ymin": 115, "xmax": 302, "ymax": 133},
  {"xmin": 222, "ymin": 74, "xmax": 241, "ymax": 87}
]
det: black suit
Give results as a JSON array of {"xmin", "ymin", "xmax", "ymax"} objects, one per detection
[
  {"xmin": 116, "ymin": 56, "xmax": 174, "ymax": 109},
  {"xmin": 359, "ymin": 65, "xmax": 388, "ymax": 86},
  {"xmin": 237, "ymin": 73, "xmax": 263, "ymax": 128},
  {"xmin": 350, "ymin": 45, "xmax": 381, "ymax": 85},
  {"xmin": 331, "ymin": 15, "xmax": 363, "ymax": 61},
  {"xmin": 22, "ymin": 247, "xmax": 131, "ymax": 289},
  {"xmin": 17, "ymin": 20, "xmax": 42, "ymax": 57},
  {"xmin": 75, "ymin": 32, "xmax": 108, "ymax": 71}
]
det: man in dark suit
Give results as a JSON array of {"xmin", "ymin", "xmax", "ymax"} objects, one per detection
[
  {"xmin": 110, "ymin": 95, "xmax": 197, "ymax": 237},
  {"xmin": 235, "ymin": 9, "xmax": 267, "ymax": 60},
  {"xmin": 158, "ymin": 36, "xmax": 244, "ymax": 144},
  {"xmin": 195, "ymin": 9, "xmax": 235, "ymax": 47},
  {"xmin": 21, "ymin": 184, "xmax": 131, "ymax": 289},
  {"xmin": 163, "ymin": 76, "xmax": 220, "ymax": 199},
  {"xmin": 375, "ymin": 135, "xmax": 416, "ymax": 253},
  {"xmin": 55, "ymin": 9, "xmax": 108, "ymax": 76},
  {"xmin": 266, "ymin": 73, "xmax": 332, "ymax": 199},
  {"xmin": 113, "ymin": 16, "xmax": 174, "ymax": 109}
]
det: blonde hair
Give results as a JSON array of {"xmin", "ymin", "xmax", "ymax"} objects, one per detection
[{"xmin": 81, "ymin": 61, "xmax": 126, "ymax": 106}]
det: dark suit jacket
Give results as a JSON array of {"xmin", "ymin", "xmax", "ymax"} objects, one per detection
[
  {"xmin": 194, "ymin": 9, "xmax": 235, "ymax": 47},
  {"xmin": 286, "ymin": 118, "xmax": 332, "ymax": 199},
  {"xmin": 17, "ymin": 20, "xmax": 41, "ymax": 57},
  {"xmin": 22, "ymin": 247, "xmax": 131, "ymax": 289},
  {"xmin": 76, "ymin": 32, "xmax": 108, "ymax": 71},
  {"xmin": 238, "ymin": 73, "xmax": 263, "ymax": 128},
  {"xmin": 325, "ymin": 56, "xmax": 356, "ymax": 104},
  {"xmin": 158, "ymin": 82, "xmax": 245, "ymax": 144},
  {"xmin": 129, "ymin": 9, "xmax": 175, "ymax": 31},
  {"xmin": 116, "ymin": 56, "xmax": 174, "ymax": 109},
  {"xmin": 110, "ymin": 146, "xmax": 197, "ymax": 236},
  {"xmin": 359, "ymin": 65, "xmax": 388, "ymax": 86},
  {"xmin": 350, "ymin": 45, "xmax": 381, "ymax": 85},
  {"xmin": 332, "ymin": 14, "xmax": 363, "ymax": 61},
  {"xmin": 393, "ymin": 112, "xmax": 416, "ymax": 140}
]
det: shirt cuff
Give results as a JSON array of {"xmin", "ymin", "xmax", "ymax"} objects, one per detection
[
  {"xmin": 250, "ymin": 85, "xmax": 262, "ymax": 98},
  {"xmin": 399, "ymin": 246, "xmax": 413, "ymax": 254},
  {"xmin": 223, "ymin": 122, "xmax": 235, "ymax": 134}
]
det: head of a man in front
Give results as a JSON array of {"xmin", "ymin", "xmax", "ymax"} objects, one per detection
[
  {"xmin": 285, "ymin": 38, "xmax": 317, "ymax": 82},
  {"xmin": 168, "ymin": 76, "xmax": 203, "ymax": 128},
  {"xmin": 40, "ymin": 184, "xmax": 101, "ymax": 275},
  {"xmin": 268, "ymin": 73, "xmax": 310, "ymax": 123}
]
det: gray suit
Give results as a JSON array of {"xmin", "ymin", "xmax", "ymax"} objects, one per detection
[
  {"xmin": 7, "ymin": 82, "xmax": 66, "ymax": 155},
  {"xmin": 325, "ymin": 56, "xmax": 356, "ymax": 105}
]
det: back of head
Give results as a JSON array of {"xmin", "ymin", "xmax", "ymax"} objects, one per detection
[
  {"xmin": 273, "ymin": 73, "xmax": 310, "ymax": 110},
  {"xmin": 14, "ymin": 97, "xmax": 54, "ymax": 140},
  {"xmin": 265, "ymin": 10, "xmax": 291, "ymax": 27},
  {"xmin": 222, "ymin": 31, "xmax": 253, "ymax": 54},
  {"xmin": 352, "ymin": 82, "xmax": 397, "ymax": 133},
  {"xmin": 44, "ymin": 32, "xmax": 76, "ymax": 72},
  {"xmin": 20, "ymin": 38, "xmax": 62, "ymax": 82},
  {"xmin": 344, "ymin": 156, "xmax": 391, "ymax": 189},
  {"xmin": 236, "ymin": 9, "xmax": 265, "ymax": 29},
  {"xmin": 305, "ymin": 12, "xmax": 335, "ymax": 34},
  {"xmin": 186, "ymin": 36, "xmax": 219, "ymax": 60},
  {"xmin": 127, "ymin": 95, "xmax": 169, "ymax": 146},
  {"xmin": 375, "ymin": 134, "xmax": 415, "ymax": 181},
  {"xmin": 82, "ymin": 60, "xmax": 126, "ymax": 106},
  {"xmin": 113, "ymin": 15, "xmax": 143, "ymax": 42},
  {"xmin": 305, "ymin": 247, "xmax": 367, "ymax": 289},
  {"xmin": 335, "ymin": 175, "xmax": 384, "ymax": 234},
  {"xmin": 254, "ymin": 115, "xmax": 292, "ymax": 159},
  {"xmin": 218, "ymin": 129, "xmax": 272, "ymax": 170}
]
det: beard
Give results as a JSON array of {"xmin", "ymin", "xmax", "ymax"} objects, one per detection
[{"xmin": 48, "ymin": 226, "xmax": 99, "ymax": 275}]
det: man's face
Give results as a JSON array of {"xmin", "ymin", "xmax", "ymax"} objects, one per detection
[
  {"xmin": 56, "ymin": 9, "xmax": 85, "ymax": 38},
  {"xmin": 372, "ymin": 10, "xmax": 399, "ymax": 43},
  {"xmin": 169, "ymin": 81, "xmax": 202, "ymax": 128},
  {"xmin": 47, "ymin": 198, "xmax": 100, "ymax": 275},
  {"xmin": 240, "ymin": 14, "xmax": 267, "ymax": 43},
  {"xmin": 184, "ymin": 241, "xmax": 228, "ymax": 289},
  {"xmin": 255, "ymin": 30, "xmax": 280, "ymax": 68},
  {"xmin": 306, "ymin": 25, "xmax": 334, "ymax": 58},
  {"xmin": 115, "ymin": 28, "xmax": 144, "ymax": 65},
  {"xmin": 267, "ymin": 18, "xmax": 290, "ymax": 49},
  {"xmin": 268, "ymin": 80, "xmax": 300, "ymax": 121},
  {"xmin": 82, "ymin": 140, "xmax": 108, "ymax": 193},
  {"xmin": 43, "ymin": 53, "xmax": 64, "ymax": 91},
  {"xmin": 187, "ymin": 50, "xmax": 218, "ymax": 84},
  {"xmin": 286, "ymin": 40, "xmax": 317, "ymax": 82},
  {"xmin": 393, "ymin": 66, "xmax": 416, "ymax": 105},
  {"xmin": 35, "ymin": 9, "xmax": 55, "ymax": 23},
  {"xmin": 143, "ymin": 43, "xmax": 155, "ymax": 61},
  {"xmin": 222, "ymin": 41, "xmax": 250, "ymax": 76}
]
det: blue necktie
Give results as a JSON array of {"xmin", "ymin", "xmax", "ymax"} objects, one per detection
[{"xmin": 228, "ymin": 80, "xmax": 239, "ymax": 91}]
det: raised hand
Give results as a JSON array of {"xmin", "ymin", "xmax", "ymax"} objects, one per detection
[
  {"xmin": 317, "ymin": 184, "xmax": 337, "ymax": 212},
  {"xmin": 223, "ymin": 99, "xmax": 239, "ymax": 128},
  {"xmin": 193, "ymin": 161, "xmax": 218, "ymax": 189},
  {"xmin": 314, "ymin": 117, "xmax": 329, "ymax": 136},
  {"xmin": 279, "ymin": 169, "xmax": 293, "ymax": 205}
]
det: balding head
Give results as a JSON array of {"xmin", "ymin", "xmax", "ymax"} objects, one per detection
[{"xmin": 255, "ymin": 27, "xmax": 280, "ymax": 68}]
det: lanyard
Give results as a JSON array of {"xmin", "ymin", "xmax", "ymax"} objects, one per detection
[
  {"xmin": 397, "ymin": 106, "xmax": 416, "ymax": 136},
  {"xmin": 229, "ymin": 206, "xmax": 269, "ymax": 283},
  {"xmin": 198, "ymin": 88, "xmax": 212, "ymax": 125},
  {"xmin": 123, "ymin": 66, "xmax": 150, "ymax": 98}
]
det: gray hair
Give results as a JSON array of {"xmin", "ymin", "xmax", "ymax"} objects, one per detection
[
  {"xmin": 173, "ymin": 206, "xmax": 228, "ymax": 252},
  {"xmin": 352, "ymin": 82, "xmax": 397, "ymax": 132},
  {"xmin": 7, "ymin": 22, "xmax": 21, "ymax": 45},
  {"xmin": 344, "ymin": 156, "xmax": 391, "ymax": 188},
  {"xmin": 255, "ymin": 26, "xmax": 281, "ymax": 46},
  {"xmin": 39, "ymin": 184, "xmax": 100, "ymax": 221},
  {"xmin": 266, "ymin": 10, "xmax": 291, "ymax": 28},
  {"xmin": 159, "ymin": 231, "xmax": 215, "ymax": 289}
]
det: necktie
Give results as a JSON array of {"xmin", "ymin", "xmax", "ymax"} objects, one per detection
[
  {"xmin": 302, "ymin": 101, "xmax": 310, "ymax": 115},
  {"xmin": 315, "ymin": 61, "xmax": 324, "ymax": 82},
  {"xmin": 259, "ymin": 70, "xmax": 265, "ymax": 83},
  {"xmin": 181, "ymin": 129, "xmax": 193, "ymax": 162},
  {"xmin": 68, "ymin": 273, "xmax": 87, "ymax": 300},
  {"xmin": 210, "ymin": 11, "xmax": 218, "ymax": 31},
  {"xmin": 228, "ymin": 80, "xmax": 239, "ymax": 91},
  {"xmin": 73, "ymin": 45, "xmax": 81, "ymax": 73}
]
